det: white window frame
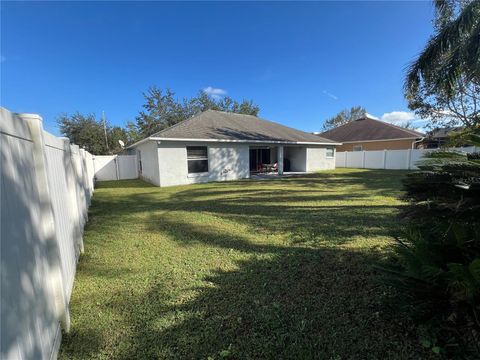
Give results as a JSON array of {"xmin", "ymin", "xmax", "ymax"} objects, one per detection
[
  {"xmin": 186, "ymin": 146, "xmax": 209, "ymax": 175},
  {"xmin": 352, "ymin": 145, "xmax": 363, "ymax": 152},
  {"xmin": 326, "ymin": 146, "xmax": 335, "ymax": 158}
]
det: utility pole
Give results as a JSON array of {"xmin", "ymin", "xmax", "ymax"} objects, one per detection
[{"xmin": 102, "ymin": 111, "xmax": 110, "ymax": 153}]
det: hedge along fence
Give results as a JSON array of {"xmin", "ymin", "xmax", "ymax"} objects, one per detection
[
  {"xmin": 1, "ymin": 107, "xmax": 95, "ymax": 360},
  {"xmin": 335, "ymin": 147, "xmax": 479, "ymax": 170}
]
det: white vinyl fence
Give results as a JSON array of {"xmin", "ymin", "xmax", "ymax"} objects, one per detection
[
  {"xmin": 336, "ymin": 147, "xmax": 478, "ymax": 170},
  {"xmin": 1, "ymin": 108, "xmax": 95, "ymax": 360},
  {"xmin": 93, "ymin": 154, "xmax": 138, "ymax": 181}
]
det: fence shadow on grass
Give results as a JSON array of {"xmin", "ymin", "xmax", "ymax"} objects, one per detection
[{"xmin": 60, "ymin": 170, "xmax": 424, "ymax": 359}]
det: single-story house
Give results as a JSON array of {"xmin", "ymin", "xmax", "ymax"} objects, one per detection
[
  {"xmin": 317, "ymin": 116, "xmax": 425, "ymax": 151},
  {"xmin": 418, "ymin": 126, "xmax": 463, "ymax": 149},
  {"xmin": 128, "ymin": 110, "xmax": 340, "ymax": 187}
]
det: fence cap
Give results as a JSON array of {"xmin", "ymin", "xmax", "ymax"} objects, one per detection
[{"xmin": 17, "ymin": 113, "xmax": 43, "ymax": 122}]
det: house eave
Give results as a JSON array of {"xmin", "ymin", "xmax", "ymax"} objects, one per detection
[
  {"xmin": 148, "ymin": 137, "xmax": 342, "ymax": 146},
  {"xmin": 126, "ymin": 137, "xmax": 153, "ymax": 149}
]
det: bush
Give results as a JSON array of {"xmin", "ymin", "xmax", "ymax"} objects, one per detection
[{"xmin": 379, "ymin": 130, "xmax": 480, "ymax": 357}]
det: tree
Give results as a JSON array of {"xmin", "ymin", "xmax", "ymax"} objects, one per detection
[
  {"xmin": 405, "ymin": 0, "xmax": 480, "ymax": 130},
  {"xmin": 322, "ymin": 106, "xmax": 366, "ymax": 131},
  {"xmin": 132, "ymin": 88, "xmax": 185, "ymax": 140},
  {"xmin": 398, "ymin": 120, "xmax": 416, "ymax": 130},
  {"xmin": 108, "ymin": 126, "xmax": 129, "ymax": 153},
  {"xmin": 407, "ymin": 75, "xmax": 480, "ymax": 129},
  {"xmin": 58, "ymin": 112, "xmax": 128, "ymax": 155},
  {"xmin": 132, "ymin": 87, "xmax": 260, "ymax": 138}
]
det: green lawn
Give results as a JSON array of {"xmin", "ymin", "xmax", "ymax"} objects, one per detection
[{"xmin": 60, "ymin": 169, "xmax": 430, "ymax": 359}]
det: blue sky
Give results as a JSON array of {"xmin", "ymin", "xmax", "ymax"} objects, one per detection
[{"xmin": 1, "ymin": 1, "xmax": 435, "ymax": 135}]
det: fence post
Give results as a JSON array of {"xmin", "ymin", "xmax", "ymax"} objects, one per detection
[
  {"xmin": 20, "ymin": 113, "xmax": 71, "ymax": 332},
  {"xmin": 362, "ymin": 151, "xmax": 366, "ymax": 168},
  {"xmin": 64, "ymin": 140, "xmax": 85, "ymax": 254},
  {"xmin": 383, "ymin": 149, "xmax": 387, "ymax": 169},
  {"xmin": 344, "ymin": 151, "xmax": 348, "ymax": 168},
  {"xmin": 79, "ymin": 148, "xmax": 90, "ymax": 218},
  {"xmin": 114, "ymin": 156, "xmax": 120, "ymax": 180}
]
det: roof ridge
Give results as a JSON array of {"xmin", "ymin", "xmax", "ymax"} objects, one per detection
[
  {"xmin": 320, "ymin": 117, "xmax": 424, "ymax": 137},
  {"xmin": 250, "ymin": 113, "xmax": 334, "ymax": 142},
  {"xmin": 150, "ymin": 110, "xmax": 206, "ymax": 137},
  {"xmin": 153, "ymin": 109, "xmax": 259, "ymax": 137},
  {"xmin": 143, "ymin": 109, "xmax": 337, "ymax": 144},
  {"xmin": 208, "ymin": 109, "xmax": 257, "ymax": 117},
  {"xmin": 161, "ymin": 109, "xmax": 322, "ymax": 139},
  {"xmin": 319, "ymin": 119, "xmax": 359, "ymax": 135},
  {"xmin": 366, "ymin": 117, "xmax": 424, "ymax": 136}
]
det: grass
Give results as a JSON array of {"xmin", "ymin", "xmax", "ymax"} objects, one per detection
[{"xmin": 60, "ymin": 169, "xmax": 430, "ymax": 359}]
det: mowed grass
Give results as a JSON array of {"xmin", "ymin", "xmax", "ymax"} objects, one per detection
[{"xmin": 60, "ymin": 169, "xmax": 429, "ymax": 359}]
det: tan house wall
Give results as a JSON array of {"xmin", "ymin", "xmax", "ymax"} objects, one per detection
[{"xmin": 336, "ymin": 139, "xmax": 416, "ymax": 152}]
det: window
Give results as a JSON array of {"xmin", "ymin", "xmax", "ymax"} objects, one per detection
[
  {"xmin": 352, "ymin": 145, "xmax": 363, "ymax": 151},
  {"xmin": 326, "ymin": 147, "xmax": 334, "ymax": 158},
  {"xmin": 187, "ymin": 146, "xmax": 208, "ymax": 173}
]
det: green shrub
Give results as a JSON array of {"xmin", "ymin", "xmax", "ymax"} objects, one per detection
[{"xmin": 379, "ymin": 129, "xmax": 480, "ymax": 356}]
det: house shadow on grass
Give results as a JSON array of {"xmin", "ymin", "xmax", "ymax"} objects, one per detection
[
  {"xmin": 110, "ymin": 190, "xmax": 402, "ymax": 247},
  {"xmin": 95, "ymin": 179, "xmax": 156, "ymax": 189},
  {"xmin": 93, "ymin": 169, "xmax": 409, "ymax": 247},
  {"xmin": 109, "ymin": 229, "xmax": 424, "ymax": 359}
]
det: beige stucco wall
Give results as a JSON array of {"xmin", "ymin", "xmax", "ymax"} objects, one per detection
[{"xmin": 336, "ymin": 139, "xmax": 416, "ymax": 152}]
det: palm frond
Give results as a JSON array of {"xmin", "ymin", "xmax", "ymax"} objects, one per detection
[{"xmin": 405, "ymin": 1, "xmax": 480, "ymax": 94}]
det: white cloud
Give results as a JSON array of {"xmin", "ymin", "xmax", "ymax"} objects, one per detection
[
  {"xmin": 380, "ymin": 111, "xmax": 415, "ymax": 124},
  {"xmin": 365, "ymin": 112, "xmax": 379, "ymax": 120},
  {"xmin": 203, "ymin": 86, "xmax": 227, "ymax": 99},
  {"xmin": 377, "ymin": 111, "xmax": 429, "ymax": 132},
  {"xmin": 322, "ymin": 90, "xmax": 338, "ymax": 101}
]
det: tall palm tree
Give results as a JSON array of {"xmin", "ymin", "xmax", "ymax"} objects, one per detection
[{"xmin": 405, "ymin": 0, "xmax": 480, "ymax": 95}]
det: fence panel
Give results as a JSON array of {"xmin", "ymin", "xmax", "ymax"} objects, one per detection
[
  {"xmin": 1, "ymin": 108, "xmax": 95, "ymax": 360},
  {"xmin": 385, "ymin": 149, "xmax": 409, "ymax": 170},
  {"xmin": 1, "ymin": 110, "xmax": 58, "ymax": 360},
  {"xmin": 336, "ymin": 146, "xmax": 479, "ymax": 170},
  {"xmin": 93, "ymin": 155, "xmax": 138, "ymax": 181},
  {"xmin": 44, "ymin": 133, "xmax": 83, "ymax": 302},
  {"xmin": 409, "ymin": 149, "xmax": 428, "ymax": 169},
  {"xmin": 117, "ymin": 155, "xmax": 138, "ymax": 180},
  {"xmin": 93, "ymin": 155, "xmax": 117, "ymax": 181},
  {"xmin": 364, "ymin": 150, "xmax": 385, "ymax": 169},
  {"xmin": 335, "ymin": 151, "xmax": 345, "ymax": 168},
  {"xmin": 346, "ymin": 151, "xmax": 363, "ymax": 168}
]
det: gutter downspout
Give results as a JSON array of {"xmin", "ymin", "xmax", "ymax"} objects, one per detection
[{"xmin": 412, "ymin": 137, "xmax": 425, "ymax": 149}]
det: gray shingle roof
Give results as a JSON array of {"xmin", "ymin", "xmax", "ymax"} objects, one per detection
[
  {"xmin": 149, "ymin": 110, "xmax": 337, "ymax": 144},
  {"xmin": 318, "ymin": 117, "xmax": 424, "ymax": 142},
  {"xmin": 427, "ymin": 126, "xmax": 463, "ymax": 139}
]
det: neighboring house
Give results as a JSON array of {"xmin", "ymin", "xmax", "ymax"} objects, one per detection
[
  {"xmin": 418, "ymin": 126, "xmax": 463, "ymax": 149},
  {"xmin": 128, "ymin": 110, "xmax": 340, "ymax": 187},
  {"xmin": 318, "ymin": 116, "xmax": 424, "ymax": 151}
]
